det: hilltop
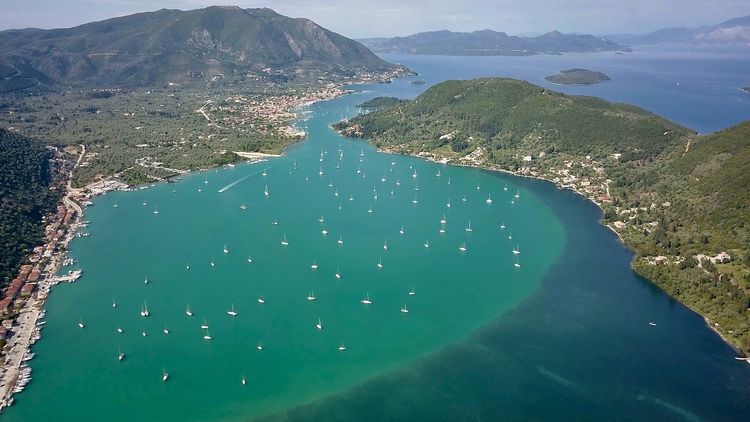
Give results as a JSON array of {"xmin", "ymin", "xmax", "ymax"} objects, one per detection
[
  {"xmin": 359, "ymin": 29, "xmax": 628, "ymax": 56},
  {"xmin": 0, "ymin": 6, "xmax": 405, "ymax": 91},
  {"xmin": 336, "ymin": 78, "xmax": 750, "ymax": 353}
]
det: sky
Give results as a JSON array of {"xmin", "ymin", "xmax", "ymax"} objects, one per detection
[{"xmin": 1, "ymin": 0, "xmax": 748, "ymax": 38}]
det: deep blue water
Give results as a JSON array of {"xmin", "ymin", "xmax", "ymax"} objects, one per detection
[{"xmin": 378, "ymin": 44, "xmax": 750, "ymax": 134}]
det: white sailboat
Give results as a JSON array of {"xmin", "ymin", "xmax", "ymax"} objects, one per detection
[
  {"xmin": 247, "ymin": 255, "xmax": 253, "ymax": 264},
  {"xmin": 459, "ymin": 242, "xmax": 467, "ymax": 252},
  {"xmin": 360, "ymin": 292, "xmax": 372, "ymax": 305},
  {"xmin": 424, "ymin": 240, "xmax": 430, "ymax": 248},
  {"xmin": 163, "ymin": 326, "xmax": 169, "ymax": 335},
  {"xmin": 322, "ymin": 229, "xmax": 329, "ymax": 235},
  {"xmin": 153, "ymin": 206, "xmax": 159, "ymax": 215},
  {"xmin": 223, "ymin": 244, "xmax": 229, "ymax": 254},
  {"xmin": 447, "ymin": 199, "xmax": 452, "ymax": 208},
  {"xmin": 142, "ymin": 330, "xmax": 147, "ymax": 337},
  {"xmin": 203, "ymin": 328, "xmax": 212, "ymax": 341},
  {"xmin": 440, "ymin": 215, "xmax": 447, "ymax": 224},
  {"xmin": 400, "ymin": 304, "xmax": 409, "ymax": 313},
  {"xmin": 439, "ymin": 223, "xmax": 446, "ymax": 234},
  {"xmin": 227, "ymin": 303, "xmax": 238, "ymax": 317},
  {"xmin": 486, "ymin": 194, "xmax": 493, "ymax": 204},
  {"xmin": 117, "ymin": 326, "xmax": 123, "ymax": 333},
  {"xmin": 513, "ymin": 245, "xmax": 521, "ymax": 255},
  {"xmin": 78, "ymin": 318, "xmax": 85, "ymax": 329},
  {"xmin": 335, "ymin": 267, "xmax": 341, "ymax": 280},
  {"xmin": 409, "ymin": 287, "xmax": 416, "ymax": 296},
  {"xmin": 515, "ymin": 189, "xmax": 521, "ymax": 199},
  {"xmin": 319, "ymin": 215, "xmax": 325, "ymax": 223},
  {"xmin": 241, "ymin": 374, "xmax": 247, "ymax": 385},
  {"xmin": 210, "ymin": 258, "xmax": 215, "ymax": 267},
  {"xmin": 200, "ymin": 318, "xmax": 209, "ymax": 329},
  {"xmin": 310, "ymin": 261, "xmax": 319, "ymax": 270},
  {"xmin": 185, "ymin": 303, "xmax": 193, "ymax": 317},
  {"xmin": 257, "ymin": 296, "xmax": 266, "ymax": 304},
  {"xmin": 162, "ymin": 369, "xmax": 169, "ymax": 382},
  {"xmin": 262, "ymin": 168, "xmax": 267, "ymax": 177},
  {"xmin": 338, "ymin": 343, "xmax": 347, "ymax": 351},
  {"xmin": 399, "ymin": 226, "xmax": 405, "ymax": 235},
  {"xmin": 337, "ymin": 235, "xmax": 344, "ymax": 245},
  {"xmin": 316, "ymin": 317, "xmax": 323, "ymax": 330},
  {"xmin": 500, "ymin": 222, "xmax": 506, "ymax": 229},
  {"xmin": 465, "ymin": 221, "xmax": 473, "ymax": 232},
  {"xmin": 144, "ymin": 275, "xmax": 149, "ymax": 285},
  {"xmin": 383, "ymin": 240, "xmax": 388, "ymax": 250},
  {"xmin": 257, "ymin": 341, "xmax": 263, "ymax": 351},
  {"xmin": 112, "ymin": 299, "xmax": 117, "ymax": 309},
  {"xmin": 280, "ymin": 235, "xmax": 288, "ymax": 246},
  {"xmin": 412, "ymin": 195, "xmax": 418, "ymax": 204},
  {"xmin": 377, "ymin": 258, "xmax": 383, "ymax": 269},
  {"xmin": 264, "ymin": 184, "xmax": 269, "ymax": 197},
  {"xmin": 307, "ymin": 291, "xmax": 317, "ymax": 301},
  {"xmin": 118, "ymin": 348, "xmax": 124, "ymax": 361}
]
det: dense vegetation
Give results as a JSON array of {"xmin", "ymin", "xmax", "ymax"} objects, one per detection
[
  {"xmin": 0, "ymin": 129, "xmax": 61, "ymax": 284},
  {"xmin": 358, "ymin": 97, "xmax": 407, "ymax": 109},
  {"xmin": 337, "ymin": 78, "xmax": 750, "ymax": 353},
  {"xmin": 544, "ymin": 69, "xmax": 610, "ymax": 85}
]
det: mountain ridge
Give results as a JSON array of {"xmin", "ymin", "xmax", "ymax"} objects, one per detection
[
  {"xmin": 359, "ymin": 29, "xmax": 628, "ymax": 56},
  {"xmin": 0, "ymin": 6, "xmax": 406, "ymax": 92}
]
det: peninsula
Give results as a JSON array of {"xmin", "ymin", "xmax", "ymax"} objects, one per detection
[
  {"xmin": 335, "ymin": 78, "xmax": 750, "ymax": 354},
  {"xmin": 545, "ymin": 69, "xmax": 611, "ymax": 85}
]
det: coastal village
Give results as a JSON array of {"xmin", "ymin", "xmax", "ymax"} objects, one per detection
[{"xmin": 0, "ymin": 71, "xmax": 406, "ymax": 409}]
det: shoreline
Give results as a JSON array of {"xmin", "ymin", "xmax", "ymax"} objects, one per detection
[
  {"xmin": 366, "ymin": 144, "xmax": 744, "ymax": 357},
  {"xmin": 0, "ymin": 70, "xmax": 411, "ymax": 411}
]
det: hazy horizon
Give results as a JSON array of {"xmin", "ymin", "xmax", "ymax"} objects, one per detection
[{"xmin": 1, "ymin": 1, "xmax": 748, "ymax": 38}]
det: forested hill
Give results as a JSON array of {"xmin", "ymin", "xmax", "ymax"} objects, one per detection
[
  {"xmin": 0, "ymin": 129, "xmax": 61, "ymax": 284},
  {"xmin": 337, "ymin": 78, "xmax": 691, "ymax": 162},
  {"xmin": 336, "ymin": 78, "xmax": 750, "ymax": 353},
  {"xmin": 0, "ymin": 6, "xmax": 404, "ymax": 91}
]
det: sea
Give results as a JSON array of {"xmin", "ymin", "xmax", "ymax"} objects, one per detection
[{"xmin": 5, "ymin": 44, "xmax": 750, "ymax": 421}]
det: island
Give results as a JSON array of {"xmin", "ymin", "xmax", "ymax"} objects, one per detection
[
  {"xmin": 335, "ymin": 78, "xmax": 750, "ymax": 355},
  {"xmin": 545, "ymin": 69, "xmax": 611, "ymax": 85}
]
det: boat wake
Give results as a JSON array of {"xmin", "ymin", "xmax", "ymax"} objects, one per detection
[{"xmin": 218, "ymin": 172, "xmax": 258, "ymax": 193}]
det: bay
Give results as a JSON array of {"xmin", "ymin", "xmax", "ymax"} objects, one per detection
[{"xmin": 6, "ymin": 45, "xmax": 750, "ymax": 420}]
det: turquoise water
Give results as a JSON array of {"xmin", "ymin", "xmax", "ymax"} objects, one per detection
[
  {"xmin": 7, "ymin": 45, "xmax": 750, "ymax": 420},
  {"xmin": 4, "ymin": 91, "xmax": 564, "ymax": 420}
]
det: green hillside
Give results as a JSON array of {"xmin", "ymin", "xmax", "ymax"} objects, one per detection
[
  {"xmin": 337, "ymin": 78, "xmax": 750, "ymax": 353},
  {"xmin": 0, "ymin": 6, "xmax": 403, "ymax": 90},
  {"xmin": 0, "ymin": 129, "xmax": 61, "ymax": 284}
]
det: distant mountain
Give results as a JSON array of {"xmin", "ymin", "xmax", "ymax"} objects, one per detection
[
  {"xmin": 607, "ymin": 15, "xmax": 750, "ymax": 45},
  {"xmin": 359, "ymin": 29, "xmax": 628, "ymax": 56},
  {"xmin": 0, "ymin": 6, "xmax": 404, "ymax": 91}
]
